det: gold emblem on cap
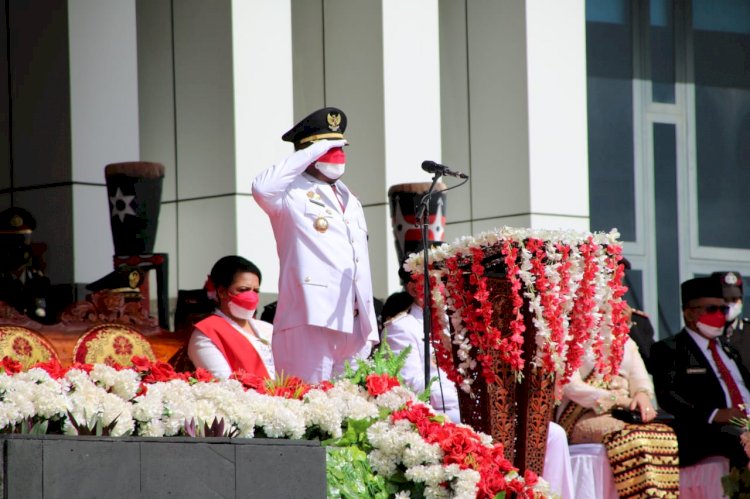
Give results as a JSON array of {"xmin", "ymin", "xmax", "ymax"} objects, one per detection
[
  {"xmin": 726, "ymin": 273, "xmax": 739, "ymax": 285},
  {"xmin": 307, "ymin": 191, "xmax": 315, "ymax": 198},
  {"xmin": 327, "ymin": 113, "xmax": 341, "ymax": 132},
  {"xmin": 128, "ymin": 270, "xmax": 141, "ymax": 288},
  {"xmin": 313, "ymin": 216, "xmax": 329, "ymax": 233},
  {"xmin": 10, "ymin": 215, "xmax": 22, "ymax": 228}
]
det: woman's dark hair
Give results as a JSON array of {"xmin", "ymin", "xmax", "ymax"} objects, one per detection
[{"xmin": 209, "ymin": 255, "xmax": 262, "ymax": 289}]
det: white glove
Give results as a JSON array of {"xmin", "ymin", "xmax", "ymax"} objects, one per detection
[
  {"xmin": 286, "ymin": 139, "xmax": 348, "ymax": 170},
  {"xmin": 306, "ymin": 138, "xmax": 348, "ymax": 160}
]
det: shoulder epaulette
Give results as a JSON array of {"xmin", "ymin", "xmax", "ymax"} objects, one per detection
[{"xmin": 383, "ymin": 310, "xmax": 409, "ymax": 327}]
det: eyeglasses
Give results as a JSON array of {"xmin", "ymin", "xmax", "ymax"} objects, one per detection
[{"xmin": 689, "ymin": 304, "xmax": 730, "ymax": 315}]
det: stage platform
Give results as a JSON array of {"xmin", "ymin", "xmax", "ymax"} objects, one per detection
[{"xmin": 1, "ymin": 435, "xmax": 326, "ymax": 498}]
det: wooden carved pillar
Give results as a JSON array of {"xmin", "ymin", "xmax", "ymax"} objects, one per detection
[{"xmin": 453, "ymin": 274, "xmax": 554, "ymax": 475}]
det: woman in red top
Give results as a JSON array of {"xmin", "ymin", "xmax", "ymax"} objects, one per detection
[{"xmin": 188, "ymin": 256, "xmax": 275, "ymax": 379}]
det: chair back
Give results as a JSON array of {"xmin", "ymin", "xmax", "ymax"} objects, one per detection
[
  {"xmin": 73, "ymin": 323, "xmax": 155, "ymax": 367},
  {"xmin": 0, "ymin": 325, "xmax": 59, "ymax": 369}
]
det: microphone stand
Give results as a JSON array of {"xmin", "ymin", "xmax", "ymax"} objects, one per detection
[{"xmin": 416, "ymin": 172, "xmax": 441, "ymax": 388}]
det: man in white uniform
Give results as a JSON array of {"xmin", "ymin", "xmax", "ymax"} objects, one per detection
[
  {"xmin": 252, "ymin": 107, "xmax": 378, "ymax": 382},
  {"xmin": 384, "ymin": 275, "xmax": 460, "ymax": 422}
]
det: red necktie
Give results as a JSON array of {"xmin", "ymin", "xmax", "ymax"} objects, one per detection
[
  {"xmin": 330, "ymin": 184, "xmax": 345, "ymax": 212},
  {"xmin": 708, "ymin": 340, "xmax": 745, "ymax": 408}
]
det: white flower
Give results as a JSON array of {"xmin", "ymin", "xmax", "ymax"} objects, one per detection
[
  {"xmin": 373, "ymin": 386, "xmax": 414, "ymax": 412},
  {"xmin": 303, "ymin": 388, "xmax": 344, "ymax": 438}
]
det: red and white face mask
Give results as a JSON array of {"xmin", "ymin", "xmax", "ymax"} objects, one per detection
[
  {"xmin": 227, "ymin": 291, "xmax": 259, "ymax": 320},
  {"xmin": 315, "ymin": 147, "xmax": 346, "ymax": 180},
  {"xmin": 696, "ymin": 307, "xmax": 727, "ymax": 338}
]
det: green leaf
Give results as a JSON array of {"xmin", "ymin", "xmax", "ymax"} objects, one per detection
[{"xmin": 326, "ymin": 445, "xmax": 402, "ymax": 499}]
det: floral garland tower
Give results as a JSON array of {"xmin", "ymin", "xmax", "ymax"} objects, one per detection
[{"xmin": 404, "ymin": 227, "xmax": 630, "ymax": 474}]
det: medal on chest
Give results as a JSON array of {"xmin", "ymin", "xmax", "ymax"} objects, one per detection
[{"xmin": 314, "ymin": 215, "xmax": 329, "ymax": 233}]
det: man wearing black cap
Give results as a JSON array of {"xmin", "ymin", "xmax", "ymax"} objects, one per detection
[
  {"xmin": 651, "ymin": 276, "xmax": 750, "ymax": 469},
  {"xmin": 713, "ymin": 271, "xmax": 750, "ymax": 371},
  {"xmin": 0, "ymin": 207, "xmax": 52, "ymax": 323},
  {"xmin": 252, "ymin": 107, "xmax": 379, "ymax": 382}
]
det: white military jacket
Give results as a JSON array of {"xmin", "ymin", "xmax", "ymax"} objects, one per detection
[
  {"xmin": 385, "ymin": 303, "xmax": 460, "ymax": 422},
  {"xmin": 252, "ymin": 140, "xmax": 378, "ymax": 342}
]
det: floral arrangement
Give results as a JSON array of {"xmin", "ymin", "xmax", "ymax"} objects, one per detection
[
  {"xmin": 723, "ymin": 410, "xmax": 750, "ymax": 498},
  {"xmin": 0, "ymin": 350, "xmax": 550, "ymax": 499},
  {"xmin": 404, "ymin": 226, "xmax": 630, "ymax": 395}
]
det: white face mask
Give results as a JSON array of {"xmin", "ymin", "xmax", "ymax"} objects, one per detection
[
  {"xmin": 315, "ymin": 162, "xmax": 346, "ymax": 180},
  {"xmin": 696, "ymin": 321, "xmax": 724, "ymax": 339},
  {"xmin": 228, "ymin": 301, "xmax": 255, "ymax": 321},
  {"xmin": 727, "ymin": 301, "xmax": 743, "ymax": 322}
]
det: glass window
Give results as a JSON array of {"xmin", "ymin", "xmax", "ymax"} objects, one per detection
[
  {"xmin": 650, "ymin": 0, "xmax": 676, "ymax": 103},
  {"xmin": 694, "ymin": 0, "xmax": 750, "ymax": 249},
  {"xmin": 654, "ymin": 123, "xmax": 681, "ymax": 336},
  {"xmin": 586, "ymin": 0, "xmax": 637, "ymax": 241},
  {"xmin": 623, "ymin": 268, "xmax": 644, "ymax": 310}
]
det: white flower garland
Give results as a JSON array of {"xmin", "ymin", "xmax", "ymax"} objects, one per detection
[{"xmin": 404, "ymin": 226, "xmax": 626, "ymax": 392}]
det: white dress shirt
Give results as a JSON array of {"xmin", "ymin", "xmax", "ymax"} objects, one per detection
[
  {"xmin": 686, "ymin": 327, "xmax": 750, "ymax": 422},
  {"xmin": 188, "ymin": 310, "xmax": 275, "ymax": 380}
]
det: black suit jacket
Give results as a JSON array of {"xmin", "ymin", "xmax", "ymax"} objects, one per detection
[
  {"xmin": 629, "ymin": 311, "xmax": 655, "ymax": 372},
  {"xmin": 651, "ymin": 329, "xmax": 750, "ymax": 465},
  {"xmin": 726, "ymin": 317, "xmax": 750, "ymax": 372}
]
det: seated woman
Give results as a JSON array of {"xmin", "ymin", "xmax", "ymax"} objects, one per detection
[
  {"xmin": 188, "ymin": 256, "xmax": 274, "ymax": 380},
  {"xmin": 557, "ymin": 335, "xmax": 679, "ymax": 499}
]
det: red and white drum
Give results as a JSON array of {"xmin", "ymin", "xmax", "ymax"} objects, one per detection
[{"xmin": 387, "ymin": 182, "xmax": 447, "ymax": 264}]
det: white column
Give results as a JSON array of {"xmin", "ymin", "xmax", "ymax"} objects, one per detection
[
  {"xmin": 443, "ymin": 0, "xmax": 590, "ymax": 236},
  {"xmin": 233, "ymin": 0, "xmax": 294, "ymax": 296},
  {"xmin": 68, "ymin": 0, "xmax": 140, "ymax": 284},
  {"xmin": 382, "ymin": 0, "xmax": 442, "ymax": 294},
  {"xmin": 525, "ymin": 0, "xmax": 589, "ymax": 230}
]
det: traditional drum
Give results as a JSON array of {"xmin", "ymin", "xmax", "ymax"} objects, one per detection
[
  {"xmin": 105, "ymin": 162, "xmax": 165, "ymax": 256},
  {"xmin": 387, "ymin": 182, "xmax": 447, "ymax": 265}
]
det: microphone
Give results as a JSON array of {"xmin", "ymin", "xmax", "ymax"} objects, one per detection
[{"xmin": 421, "ymin": 160, "xmax": 469, "ymax": 179}]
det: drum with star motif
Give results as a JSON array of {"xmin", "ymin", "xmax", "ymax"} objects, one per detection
[
  {"xmin": 387, "ymin": 182, "xmax": 447, "ymax": 266},
  {"xmin": 104, "ymin": 162, "xmax": 165, "ymax": 256}
]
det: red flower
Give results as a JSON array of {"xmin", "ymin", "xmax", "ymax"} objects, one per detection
[
  {"xmin": 33, "ymin": 358, "xmax": 66, "ymax": 379},
  {"xmin": 1, "ymin": 356, "xmax": 22, "ymax": 374},
  {"xmin": 315, "ymin": 380, "xmax": 334, "ymax": 392},
  {"xmin": 192, "ymin": 368, "xmax": 214, "ymax": 383},
  {"xmin": 142, "ymin": 361, "xmax": 180, "ymax": 383},
  {"xmin": 523, "ymin": 469, "xmax": 538, "ymax": 487},
  {"xmin": 230, "ymin": 370, "xmax": 266, "ymax": 391},
  {"xmin": 136, "ymin": 382, "xmax": 148, "ymax": 397},
  {"xmin": 263, "ymin": 375, "xmax": 311, "ymax": 399},
  {"xmin": 365, "ymin": 373, "xmax": 400, "ymax": 396},
  {"xmin": 130, "ymin": 355, "xmax": 153, "ymax": 373}
]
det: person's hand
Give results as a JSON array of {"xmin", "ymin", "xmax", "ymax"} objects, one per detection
[
  {"xmin": 714, "ymin": 407, "xmax": 746, "ymax": 424},
  {"xmin": 324, "ymin": 139, "xmax": 348, "ymax": 149},
  {"xmin": 306, "ymin": 138, "xmax": 348, "ymax": 157},
  {"xmin": 629, "ymin": 391, "xmax": 656, "ymax": 423}
]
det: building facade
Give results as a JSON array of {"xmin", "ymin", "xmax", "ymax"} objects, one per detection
[{"xmin": 0, "ymin": 0, "xmax": 747, "ymax": 338}]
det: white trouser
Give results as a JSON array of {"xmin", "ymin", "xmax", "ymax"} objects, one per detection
[
  {"xmin": 543, "ymin": 421, "xmax": 575, "ymax": 499},
  {"xmin": 273, "ymin": 320, "xmax": 372, "ymax": 383}
]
